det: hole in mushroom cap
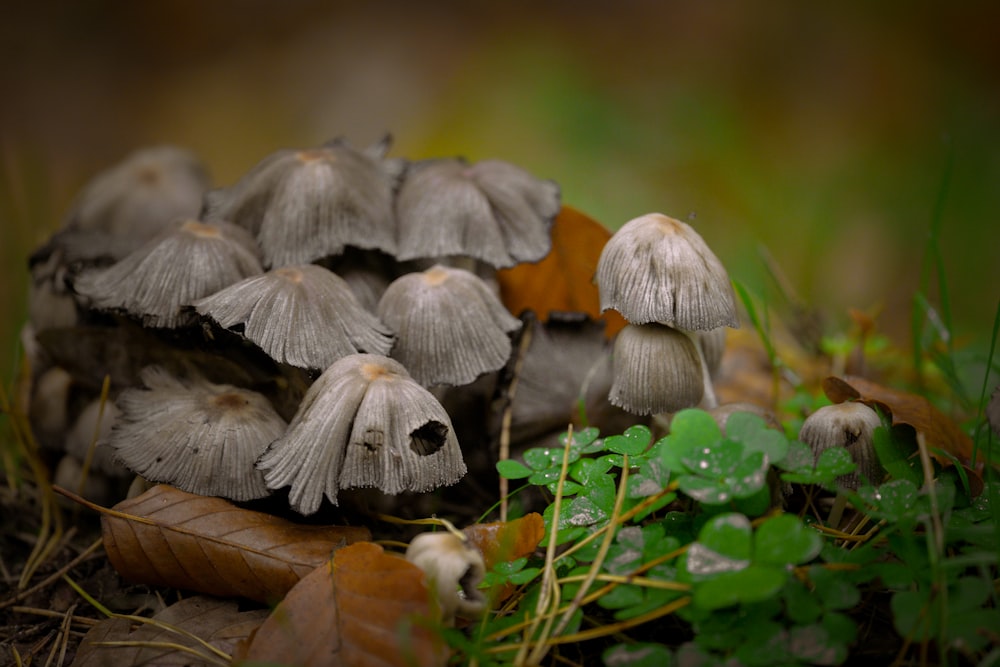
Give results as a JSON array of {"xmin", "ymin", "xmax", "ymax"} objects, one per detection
[
  {"xmin": 180, "ymin": 220, "xmax": 222, "ymax": 238},
  {"xmin": 410, "ymin": 420, "xmax": 448, "ymax": 456}
]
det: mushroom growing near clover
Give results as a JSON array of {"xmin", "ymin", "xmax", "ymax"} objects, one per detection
[{"xmin": 596, "ymin": 213, "xmax": 739, "ymax": 414}]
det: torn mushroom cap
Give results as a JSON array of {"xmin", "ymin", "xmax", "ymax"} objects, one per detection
[
  {"xmin": 609, "ymin": 323, "xmax": 703, "ymax": 415},
  {"xmin": 596, "ymin": 213, "xmax": 738, "ymax": 331},
  {"xmin": 405, "ymin": 531, "xmax": 486, "ymax": 626},
  {"xmin": 73, "ymin": 219, "xmax": 263, "ymax": 328},
  {"xmin": 395, "ymin": 158, "xmax": 560, "ymax": 268},
  {"xmin": 798, "ymin": 402, "xmax": 883, "ymax": 489},
  {"xmin": 257, "ymin": 353, "xmax": 466, "ymax": 515},
  {"xmin": 377, "ymin": 265, "xmax": 522, "ymax": 387},
  {"xmin": 108, "ymin": 366, "xmax": 286, "ymax": 501},
  {"xmin": 203, "ymin": 138, "xmax": 397, "ymax": 268},
  {"xmin": 195, "ymin": 264, "xmax": 393, "ymax": 370}
]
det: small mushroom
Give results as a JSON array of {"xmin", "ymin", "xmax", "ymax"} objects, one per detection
[
  {"xmin": 609, "ymin": 323, "xmax": 704, "ymax": 415},
  {"xmin": 73, "ymin": 219, "xmax": 264, "ymax": 328},
  {"xmin": 108, "ymin": 366, "xmax": 287, "ymax": 501},
  {"xmin": 596, "ymin": 213, "xmax": 739, "ymax": 409},
  {"xmin": 377, "ymin": 265, "xmax": 522, "ymax": 386},
  {"xmin": 66, "ymin": 398, "xmax": 127, "ymax": 477},
  {"xmin": 405, "ymin": 531, "xmax": 486, "ymax": 626},
  {"xmin": 203, "ymin": 138, "xmax": 397, "ymax": 267},
  {"xmin": 596, "ymin": 213, "xmax": 738, "ymax": 330},
  {"xmin": 257, "ymin": 354, "xmax": 466, "ymax": 515},
  {"xmin": 395, "ymin": 158, "xmax": 560, "ymax": 268},
  {"xmin": 798, "ymin": 402, "xmax": 884, "ymax": 489},
  {"xmin": 194, "ymin": 264, "xmax": 393, "ymax": 370}
]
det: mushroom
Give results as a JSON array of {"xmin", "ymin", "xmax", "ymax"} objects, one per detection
[
  {"xmin": 257, "ymin": 353, "xmax": 466, "ymax": 515},
  {"xmin": 73, "ymin": 219, "xmax": 264, "ymax": 328},
  {"xmin": 376, "ymin": 265, "xmax": 522, "ymax": 387},
  {"xmin": 194, "ymin": 264, "xmax": 393, "ymax": 370},
  {"xmin": 66, "ymin": 398, "xmax": 127, "ymax": 477},
  {"xmin": 27, "ymin": 147, "xmax": 211, "ymax": 334},
  {"xmin": 798, "ymin": 401, "xmax": 883, "ymax": 489},
  {"xmin": 405, "ymin": 531, "xmax": 486, "ymax": 626},
  {"xmin": 203, "ymin": 138, "xmax": 397, "ymax": 268},
  {"xmin": 34, "ymin": 146, "xmax": 210, "ymax": 266},
  {"xmin": 107, "ymin": 366, "xmax": 287, "ymax": 501},
  {"xmin": 608, "ymin": 323, "xmax": 704, "ymax": 415},
  {"xmin": 394, "ymin": 158, "xmax": 560, "ymax": 269},
  {"xmin": 595, "ymin": 213, "xmax": 739, "ymax": 410}
]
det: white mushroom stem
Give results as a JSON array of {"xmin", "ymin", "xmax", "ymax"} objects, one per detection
[{"xmin": 682, "ymin": 329, "xmax": 718, "ymax": 410}]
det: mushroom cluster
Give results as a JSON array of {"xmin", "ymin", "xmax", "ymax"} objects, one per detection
[
  {"xmin": 595, "ymin": 213, "xmax": 739, "ymax": 415},
  {"xmin": 23, "ymin": 137, "xmax": 579, "ymax": 515}
]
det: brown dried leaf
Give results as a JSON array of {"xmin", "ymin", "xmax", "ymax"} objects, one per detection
[
  {"xmin": 464, "ymin": 512, "xmax": 544, "ymax": 571},
  {"xmin": 822, "ymin": 375, "xmax": 974, "ymax": 464},
  {"xmin": 497, "ymin": 205, "xmax": 627, "ymax": 338},
  {"xmin": 239, "ymin": 541, "xmax": 447, "ymax": 667},
  {"xmin": 101, "ymin": 484, "xmax": 370, "ymax": 604},
  {"xmin": 72, "ymin": 596, "xmax": 268, "ymax": 667}
]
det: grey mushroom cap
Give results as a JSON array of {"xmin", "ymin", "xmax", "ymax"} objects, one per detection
[
  {"xmin": 377, "ymin": 265, "xmax": 522, "ymax": 386},
  {"xmin": 609, "ymin": 323, "xmax": 704, "ymax": 415},
  {"xmin": 108, "ymin": 367, "xmax": 287, "ymax": 501},
  {"xmin": 57, "ymin": 146, "xmax": 210, "ymax": 254},
  {"xmin": 596, "ymin": 213, "xmax": 738, "ymax": 330},
  {"xmin": 73, "ymin": 219, "xmax": 264, "ymax": 328},
  {"xmin": 798, "ymin": 402, "xmax": 884, "ymax": 489},
  {"xmin": 203, "ymin": 138, "xmax": 397, "ymax": 267},
  {"xmin": 194, "ymin": 264, "xmax": 393, "ymax": 370},
  {"xmin": 395, "ymin": 158, "xmax": 560, "ymax": 268},
  {"xmin": 257, "ymin": 353, "xmax": 466, "ymax": 515}
]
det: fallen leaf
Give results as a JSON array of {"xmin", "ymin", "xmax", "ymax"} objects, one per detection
[
  {"xmin": 497, "ymin": 205, "xmax": 627, "ymax": 338},
  {"xmin": 73, "ymin": 596, "xmax": 268, "ymax": 667},
  {"xmin": 238, "ymin": 541, "xmax": 447, "ymax": 667},
  {"xmin": 101, "ymin": 484, "xmax": 370, "ymax": 604},
  {"xmin": 823, "ymin": 375, "xmax": 974, "ymax": 464},
  {"xmin": 464, "ymin": 512, "xmax": 544, "ymax": 571}
]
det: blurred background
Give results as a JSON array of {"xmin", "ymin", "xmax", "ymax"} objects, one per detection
[{"xmin": 2, "ymin": 1, "xmax": 998, "ymax": 386}]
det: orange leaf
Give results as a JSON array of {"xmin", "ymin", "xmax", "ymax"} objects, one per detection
[
  {"xmin": 100, "ymin": 484, "xmax": 371, "ymax": 604},
  {"xmin": 822, "ymin": 375, "xmax": 974, "ymax": 464},
  {"xmin": 497, "ymin": 205, "xmax": 626, "ymax": 338},
  {"xmin": 463, "ymin": 512, "xmax": 544, "ymax": 572},
  {"xmin": 239, "ymin": 542, "xmax": 448, "ymax": 667}
]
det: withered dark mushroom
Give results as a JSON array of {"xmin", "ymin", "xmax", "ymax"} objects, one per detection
[
  {"xmin": 377, "ymin": 265, "xmax": 521, "ymax": 386},
  {"xmin": 107, "ymin": 366, "xmax": 287, "ymax": 501},
  {"xmin": 257, "ymin": 353, "xmax": 466, "ymax": 515},
  {"xmin": 195, "ymin": 264, "xmax": 393, "ymax": 370}
]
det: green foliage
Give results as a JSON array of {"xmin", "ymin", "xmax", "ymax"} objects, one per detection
[{"xmin": 471, "ymin": 406, "xmax": 1000, "ymax": 665}]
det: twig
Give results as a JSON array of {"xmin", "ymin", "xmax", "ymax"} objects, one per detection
[{"xmin": 0, "ymin": 537, "xmax": 103, "ymax": 610}]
